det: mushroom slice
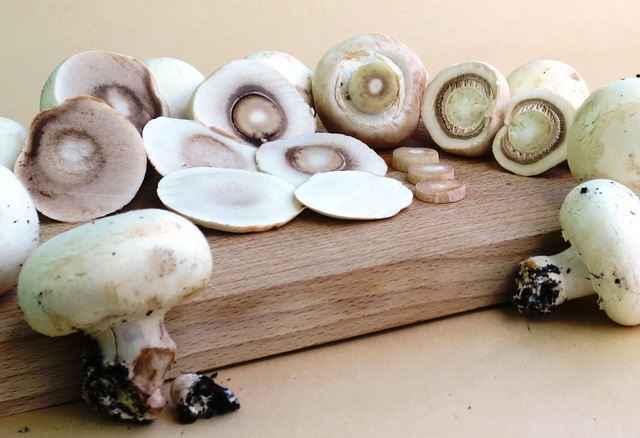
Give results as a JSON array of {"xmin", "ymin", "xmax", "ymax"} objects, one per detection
[
  {"xmin": 143, "ymin": 117, "xmax": 257, "ymax": 176},
  {"xmin": 256, "ymin": 132, "xmax": 387, "ymax": 186},
  {"xmin": 246, "ymin": 50, "xmax": 314, "ymax": 108},
  {"xmin": 14, "ymin": 96, "xmax": 147, "ymax": 222},
  {"xmin": 189, "ymin": 59, "xmax": 315, "ymax": 145},
  {"xmin": 157, "ymin": 167, "xmax": 303, "ymax": 233},
  {"xmin": 144, "ymin": 57, "xmax": 205, "ymax": 119},
  {"xmin": 41, "ymin": 50, "xmax": 168, "ymax": 132},
  {"xmin": 407, "ymin": 163, "xmax": 454, "ymax": 183},
  {"xmin": 313, "ymin": 34, "xmax": 428, "ymax": 148},
  {"xmin": 0, "ymin": 117, "xmax": 26, "ymax": 169},
  {"xmin": 415, "ymin": 179, "xmax": 466, "ymax": 204},
  {"xmin": 391, "ymin": 147, "xmax": 439, "ymax": 172},
  {"xmin": 0, "ymin": 166, "xmax": 38, "ymax": 295},
  {"xmin": 492, "ymin": 60, "xmax": 589, "ymax": 176},
  {"xmin": 294, "ymin": 170, "xmax": 413, "ymax": 220},
  {"xmin": 422, "ymin": 61, "xmax": 509, "ymax": 157}
]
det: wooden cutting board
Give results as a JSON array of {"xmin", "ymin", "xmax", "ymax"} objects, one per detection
[{"xmin": 0, "ymin": 151, "xmax": 575, "ymax": 416}]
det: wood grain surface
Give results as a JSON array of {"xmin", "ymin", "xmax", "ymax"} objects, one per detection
[{"xmin": 0, "ymin": 147, "xmax": 575, "ymax": 416}]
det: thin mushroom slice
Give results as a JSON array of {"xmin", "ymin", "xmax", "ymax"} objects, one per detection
[
  {"xmin": 157, "ymin": 167, "xmax": 303, "ymax": 233},
  {"xmin": 391, "ymin": 147, "xmax": 439, "ymax": 172},
  {"xmin": 143, "ymin": 117, "xmax": 257, "ymax": 176},
  {"xmin": 0, "ymin": 117, "xmax": 26, "ymax": 169},
  {"xmin": 415, "ymin": 179, "xmax": 466, "ymax": 203},
  {"xmin": 422, "ymin": 61, "xmax": 510, "ymax": 157},
  {"xmin": 189, "ymin": 59, "xmax": 315, "ymax": 145},
  {"xmin": 256, "ymin": 132, "xmax": 387, "ymax": 186},
  {"xmin": 407, "ymin": 163, "xmax": 454, "ymax": 183},
  {"xmin": 294, "ymin": 170, "xmax": 413, "ymax": 220},
  {"xmin": 41, "ymin": 50, "xmax": 168, "ymax": 132},
  {"xmin": 14, "ymin": 96, "xmax": 147, "ymax": 222}
]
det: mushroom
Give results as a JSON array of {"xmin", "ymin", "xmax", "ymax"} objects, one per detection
[
  {"xmin": 0, "ymin": 116, "xmax": 26, "ymax": 169},
  {"xmin": 189, "ymin": 59, "xmax": 316, "ymax": 145},
  {"xmin": 256, "ymin": 132, "xmax": 387, "ymax": 186},
  {"xmin": 513, "ymin": 179, "xmax": 640, "ymax": 325},
  {"xmin": 312, "ymin": 33, "xmax": 428, "ymax": 148},
  {"xmin": 0, "ymin": 166, "xmax": 39, "ymax": 295},
  {"xmin": 157, "ymin": 167, "xmax": 304, "ymax": 233},
  {"xmin": 567, "ymin": 78, "xmax": 640, "ymax": 194},
  {"xmin": 492, "ymin": 60, "xmax": 589, "ymax": 176},
  {"xmin": 143, "ymin": 57, "xmax": 205, "ymax": 119},
  {"xmin": 246, "ymin": 50, "xmax": 314, "ymax": 108},
  {"xmin": 421, "ymin": 61, "xmax": 510, "ymax": 157},
  {"xmin": 17, "ymin": 208, "xmax": 212, "ymax": 421},
  {"xmin": 170, "ymin": 373, "xmax": 240, "ymax": 424},
  {"xmin": 41, "ymin": 50, "xmax": 168, "ymax": 132},
  {"xmin": 14, "ymin": 96, "xmax": 148, "ymax": 222},
  {"xmin": 142, "ymin": 117, "xmax": 257, "ymax": 176}
]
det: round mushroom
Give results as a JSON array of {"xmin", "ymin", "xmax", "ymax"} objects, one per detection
[
  {"xmin": 513, "ymin": 179, "xmax": 640, "ymax": 325},
  {"xmin": 312, "ymin": 33, "xmax": 428, "ymax": 148},
  {"xmin": 17, "ymin": 208, "xmax": 212, "ymax": 421},
  {"xmin": 0, "ymin": 116, "xmax": 26, "ymax": 169},
  {"xmin": 14, "ymin": 96, "xmax": 148, "ymax": 222},
  {"xmin": 41, "ymin": 50, "xmax": 168, "ymax": 132},
  {"xmin": 0, "ymin": 166, "xmax": 39, "ymax": 295},
  {"xmin": 189, "ymin": 59, "xmax": 316, "ymax": 145}
]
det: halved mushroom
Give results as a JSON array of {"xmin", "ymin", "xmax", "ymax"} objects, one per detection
[
  {"xmin": 14, "ymin": 96, "xmax": 147, "ymax": 222},
  {"xmin": 492, "ymin": 60, "xmax": 589, "ymax": 176},
  {"xmin": 143, "ymin": 117, "xmax": 257, "ymax": 176},
  {"xmin": 313, "ymin": 33, "xmax": 428, "ymax": 148},
  {"xmin": 256, "ymin": 132, "xmax": 387, "ymax": 186},
  {"xmin": 41, "ymin": 50, "xmax": 168, "ymax": 132},
  {"xmin": 189, "ymin": 59, "xmax": 315, "ymax": 145},
  {"xmin": 294, "ymin": 170, "xmax": 413, "ymax": 220},
  {"xmin": 421, "ymin": 61, "xmax": 509, "ymax": 157},
  {"xmin": 157, "ymin": 167, "xmax": 303, "ymax": 233},
  {"xmin": 144, "ymin": 57, "xmax": 205, "ymax": 119},
  {"xmin": 246, "ymin": 50, "xmax": 314, "ymax": 108},
  {"xmin": 0, "ymin": 117, "xmax": 26, "ymax": 169}
]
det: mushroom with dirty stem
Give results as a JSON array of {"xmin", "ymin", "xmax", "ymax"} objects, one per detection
[
  {"xmin": 17, "ymin": 209, "xmax": 212, "ymax": 421},
  {"xmin": 170, "ymin": 373, "xmax": 240, "ymax": 424},
  {"xmin": 0, "ymin": 117, "xmax": 26, "ymax": 169},
  {"xmin": 513, "ymin": 179, "xmax": 640, "ymax": 325}
]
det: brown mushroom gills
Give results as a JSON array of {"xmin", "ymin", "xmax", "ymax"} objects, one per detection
[
  {"xmin": 230, "ymin": 92, "xmax": 285, "ymax": 144},
  {"xmin": 435, "ymin": 74, "xmax": 493, "ymax": 139},
  {"xmin": 347, "ymin": 62, "xmax": 400, "ymax": 114},
  {"xmin": 285, "ymin": 145, "xmax": 348, "ymax": 174}
]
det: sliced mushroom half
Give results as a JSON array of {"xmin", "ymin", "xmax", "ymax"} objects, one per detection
[
  {"xmin": 189, "ymin": 59, "xmax": 316, "ymax": 145},
  {"xmin": 422, "ymin": 61, "xmax": 509, "ymax": 157},
  {"xmin": 157, "ymin": 167, "xmax": 303, "ymax": 233},
  {"xmin": 41, "ymin": 50, "xmax": 168, "ymax": 132},
  {"xmin": 143, "ymin": 117, "xmax": 257, "ymax": 176},
  {"xmin": 313, "ymin": 34, "xmax": 427, "ymax": 148},
  {"xmin": 14, "ymin": 96, "xmax": 147, "ymax": 222},
  {"xmin": 256, "ymin": 132, "xmax": 387, "ymax": 186}
]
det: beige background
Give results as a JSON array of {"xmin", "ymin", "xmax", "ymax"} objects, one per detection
[{"xmin": 2, "ymin": 0, "xmax": 640, "ymax": 436}]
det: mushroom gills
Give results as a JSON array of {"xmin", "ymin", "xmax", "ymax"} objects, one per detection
[
  {"xmin": 435, "ymin": 74, "xmax": 493, "ymax": 139},
  {"xmin": 230, "ymin": 89, "xmax": 285, "ymax": 143}
]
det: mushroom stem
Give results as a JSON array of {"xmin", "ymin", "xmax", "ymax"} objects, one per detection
[
  {"xmin": 513, "ymin": 246, "xmax": 594, "ymax": 315},
  {"xmin": 82, "ymin": 313, "xmax": 177, "ymax": 422},
  {"xmin": 347, "ymin": 61, "xmax": 400, "ymax": 114}
]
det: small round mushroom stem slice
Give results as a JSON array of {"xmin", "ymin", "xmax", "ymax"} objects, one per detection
[
  {"xmin": 0, "ymin": 167, "xmax": 39, "ymax": 295},
  {"xmin": 14, "ymin": 96, "xmax": 147, "ymax": 222},
  {"xmin": 17, "ymin": 209, "xmax": 212, "ymax": 422},
  {"xmin": 142, "ymin": 117, "xmax": 257, "ymax": 176},
  {"xmin": 170, "ymin": 373, "xmax": 240, "ymax": 424},
  {"xmin": 313, "ymin": 34, "xmax": 428, "ymax": 149},
  {"xmin": 421, "ymin": 61, "xmax": 509, "ymax": 157},
  {"xmin": 415, "ymin": 180, "xmax": 465, "ymax": 204},
  {"xmin": 41, "ymin": 50, "xmax": 168, "ymax": 132},
  {"xmin": 189, "ymin": 59, "xmax": 315, "ymax": 145},
  {"xmin": 0, "ymin": 117, "xmax": 26, "ymax": 169},
  {"xmin": 144, "ymin": 57, "xmax": 205, "ymax": 119},
  {"xmin": 407, "ymin": 163, "xmax": 454, "ymax": 183},
  {"xmin": 294, "ymin": 170, "xmax": 413, "ymax": 220},
  {"xmin": 256, "ymin": 132, "xmax": 387, "ymax": 186},
  {"xmin": 158, "ymin": 167, "xmax": 304, "ymax": 233},
  {"xmin": 246, "ymin": 50, "xmax": 314, "ymax": 108},
  {"xmin": 391, "ymin": 147, "xmax": 439, "ymax": 172}
]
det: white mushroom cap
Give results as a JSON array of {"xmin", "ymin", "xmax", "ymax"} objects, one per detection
[
  {"xmin": 0, "ymin": 166, "xmax": 39, "ymax": 294},
  {"xmin": 256, "ymin": 132, "xmax": 387, "ymax": 186},
  {"xmin": 559, "ymin": 179, "xmax": 640, "ymax": 325},
  {"xmin": 142, "ymin": 117, "xmax": 257, "ymax": 176},
  {"xmin": 0, "ymin": 117, "xmax": 26, "ymax": 169},
  {"xmin": 144, "ymin": 57, "xmax": 205, "ymax": 119}
]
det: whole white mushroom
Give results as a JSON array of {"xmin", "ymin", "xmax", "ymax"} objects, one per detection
[{"xmin": 0, "ymin": 117, "xmax": 26, "ymax": 169}]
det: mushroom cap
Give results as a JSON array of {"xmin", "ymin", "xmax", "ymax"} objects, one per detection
[
  {"xmin": 142, "ymin": 117, "xmax": 257, "ymax": 176},
  {"xmin": 14, "ymin": 96, "xmax": 148, "ymax": 222},
  {"xmin": 567, "ymin": 78, "xmax": 640, "ymax": 193},
  {"xmin": 559, "ymin": 179, "xmax": 640, "ymax": 325},
  {"xmin": 0, "ymin": 166, "xmax": 39, "ymax": 294},
  {"xmin": 0, "ymin": 117, "xmax": 26, "ymax": 169},
  {"xmin": 256, "ymin": 132, "xmax": 387, "ymax": 186},
  {"xmin": 18, "ymin": 209, "xmax": 212, "ymax": 337}
]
